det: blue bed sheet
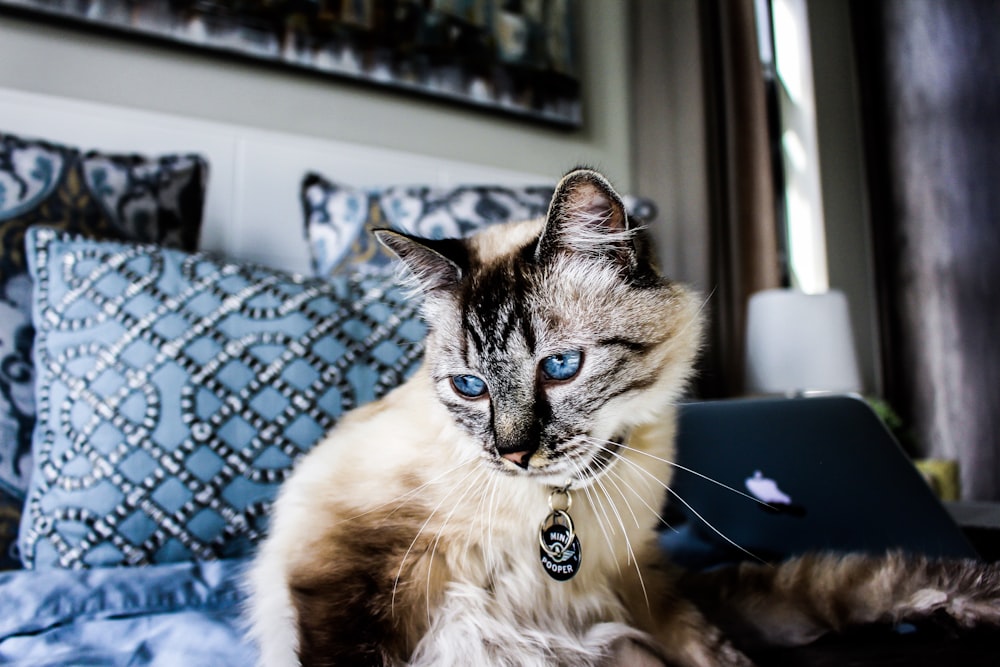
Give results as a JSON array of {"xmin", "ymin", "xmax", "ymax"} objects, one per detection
[{"xmin": 0, "ymin": 558, "xmax": 257, "ymax": 666}]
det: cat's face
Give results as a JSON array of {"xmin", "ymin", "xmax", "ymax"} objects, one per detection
[{"xmin": 378, "ymin": 169, "xmax": 701, "ymax": 488}]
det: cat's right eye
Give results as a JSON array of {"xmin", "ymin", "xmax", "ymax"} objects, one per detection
[{"xmin": 451, "ymin": 374, "xmax": 488, "ymax": 399}]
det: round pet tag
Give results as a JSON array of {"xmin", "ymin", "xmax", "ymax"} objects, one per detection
[{"xmin": 538, "ymin": 510, "xmax": 581, "ymax": 581}]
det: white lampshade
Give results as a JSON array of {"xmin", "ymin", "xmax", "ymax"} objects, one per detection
[{"xmin": 744, "ymin": 288, "xmax": 862, "ymax": 395}]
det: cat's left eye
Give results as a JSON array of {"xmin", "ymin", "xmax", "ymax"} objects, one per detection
[{"xmin": 540, "ymin": 351, "xmax": 583, "ymax": 382}]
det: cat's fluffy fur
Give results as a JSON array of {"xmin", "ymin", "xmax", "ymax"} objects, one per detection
[{"xmin": 247, "ymin": 169, "xmax": 1000, "ymax": 666}]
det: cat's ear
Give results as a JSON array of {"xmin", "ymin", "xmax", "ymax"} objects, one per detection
[
  {"xmin": 535, "ymin": 168, "xmax": 636, "ymax": 268},
  {"xmin": 374, "ymin": 229, "xmax": 467, "ymax": 293}
]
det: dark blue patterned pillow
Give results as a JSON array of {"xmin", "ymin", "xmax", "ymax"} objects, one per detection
[
  {"xmin": 0, "ymin": 130, "xmax": 208, "ymax": 568},
  {"xmin": 19, "ymin": 229, "xmax": 425, "ymax": 569},
  {"xmin": 301, "ymin": 172, "xmax": 659, "ymax": 278}
]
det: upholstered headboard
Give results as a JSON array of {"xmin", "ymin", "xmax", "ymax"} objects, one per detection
[{"xmin": 0, "ymin": 86, "xmax": 551, "ymax": 273}]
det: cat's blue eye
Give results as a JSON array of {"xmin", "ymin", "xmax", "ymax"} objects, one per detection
[
  {"xmin": 540, "ymin": 351, "xmax": 583, "ymax": 382},
  {"xmin": 451, "ymin": 374, "xmax": 488, "ymax": 398}
]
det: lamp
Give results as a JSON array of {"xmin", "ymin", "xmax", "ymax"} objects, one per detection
[{"xmin": 744, "ymin": 288, "xmax": 862, "ymax": 395}]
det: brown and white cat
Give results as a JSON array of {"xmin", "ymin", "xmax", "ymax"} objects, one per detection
[{"xmin": 247, "ymin": 168, "xmax": 1000, "ymax": 666}]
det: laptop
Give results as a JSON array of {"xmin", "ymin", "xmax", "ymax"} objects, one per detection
[{"xmin": 659, "ymin": 394, "xmax": 979, "ymax": 568}]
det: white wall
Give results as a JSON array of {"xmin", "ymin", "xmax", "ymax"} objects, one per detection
[{"xmin": 0, "ymin": 0, "xmax": 633, "ymax": 190}]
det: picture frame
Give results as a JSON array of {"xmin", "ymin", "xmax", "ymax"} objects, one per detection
[{"xmin": 0, "ymin": 0, "xmax": 582, "ymax": 128}]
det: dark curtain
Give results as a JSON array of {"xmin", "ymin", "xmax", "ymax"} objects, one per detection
[
  {"xmin": 696, "ymin": 0, "xmax": 783, "ymax": 398},
  {"xmin": 853, "ymin": 0, "xmax": 1000, "ymax": 501}
]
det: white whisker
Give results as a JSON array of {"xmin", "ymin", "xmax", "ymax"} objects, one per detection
[
  {"xmin": 424, "ymin": 467, "xmax": 487, "ymax": 622},
  {"xmin": 578, "ymin": 461, "xmax": 620, "ymax": 537},
  {"xmin": 484, "ymin": 468, "xmax": 504, "ymax": 575},
  {"xmin": 662, "ymin": 483, "xmax": 767, "ymax": 564},
  {"xmin": 585, "ymin": 437, "xmax": 767, "ymax": 565},
  {"xmin": 589, "ymin": 463, "xmax": 629, "ymax": 541},
  {"xmin": 584, "ymin": 444, "xmax": 651, "ymax": 608},
  {"xmin": 391, "ymin": 463, "xmax": 482, "ymax": 616},
  {"xmin": 591, "ymin": 467, "xmax": 635, "ymax": 566},
  {"xmin": 605, "ymin": 438, "xmax": 775, "ymax": 509},
  {"xmin": 595, "ymin": 457, "xmax": 642, "ymax": 531},
  {"xmin": 608, "ymin": 467, "xmax": 676, "ymax": 533},
  {"xmin": 464, "ymin": 468, "xmax": 493, "ymax": 557},
  {"xmin": 601, "ymin": 455, "xmax": 678, "ymax": 534},
  {"xmin": 566, "ymin": 455, "xmax": 622, "ymax": 576}
]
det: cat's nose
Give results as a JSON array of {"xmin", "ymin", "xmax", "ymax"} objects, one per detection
[{"xmin": 500, "ymin": 450, "xmax": 534, "ymax": 468}]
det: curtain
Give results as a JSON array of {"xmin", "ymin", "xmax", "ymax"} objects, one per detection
[
  {"xmin": 696, "ymin": 0, "xmax": 783, "ymax": 398},
  {"xmin": 852, "ymin": 0, "xmax": 1000, "ymax": 501},
  {"xmin": 630, "ymin": 0, "xmax": 783, "ymax": 399}
]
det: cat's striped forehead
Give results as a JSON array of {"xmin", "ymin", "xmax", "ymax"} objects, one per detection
[
  {"xmin": 457, "ymin": 221, "xmax": 662, "ymax": 364},
  {"xmin": 456, "ymin": 218, "xmax": 542, "ymax": 357}
]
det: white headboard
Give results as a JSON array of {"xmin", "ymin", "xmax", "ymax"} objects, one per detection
[{"xmin": 0, "ymin": 87, "xmax": 551, "ymax": 274}]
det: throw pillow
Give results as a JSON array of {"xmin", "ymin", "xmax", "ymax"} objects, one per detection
[
  {"xmin": 19, "ymin": 229, "xmax": 425, "ymax": 569},
  {"xmin": 300, "ymin": 172, "xmax": 659, "ymax": 278},
  {"xmin": 0, "ymin": 130, "xmax": 208, "ymax": 568}
]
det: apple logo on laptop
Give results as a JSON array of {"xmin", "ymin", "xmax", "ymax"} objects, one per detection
[
  {"xmin": 745, "ymin": 471, "xmax": 807, "ymax": 517},
  {"xmin": 745, "ymin": 470, "xmax": 791, "ymax": 504}
]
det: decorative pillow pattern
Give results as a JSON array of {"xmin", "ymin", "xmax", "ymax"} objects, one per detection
[
  {"xmin": 19, "ymin": 229, "xmax": 425, "ymax": 569},
  {"xmin": 301, "ymin": 172, "xmax": 659, "ymax": 278},
  {"xmin": 0, "ymin": 131, "xmax": 206, "ymax": 286},
  {"xmin": 0, "ymin": 131, "xmax": 208, "ymax": 568}
]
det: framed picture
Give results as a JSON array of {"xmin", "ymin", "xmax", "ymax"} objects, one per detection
[{"xmin": 0, "ymin": 0, "xmax": 582, "ymax": 128}]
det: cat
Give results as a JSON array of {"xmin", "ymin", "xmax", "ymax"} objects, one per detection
[{"xmin": 246, "ymin": 168, "xmax": 1000, "ymax": 667}]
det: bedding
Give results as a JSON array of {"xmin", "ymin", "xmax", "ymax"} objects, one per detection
[{"xmin": 0, "ymin": 556, "xmax": 255, "ymax": 666}]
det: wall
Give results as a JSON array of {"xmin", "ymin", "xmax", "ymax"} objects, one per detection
[
  {"xmin": 807, "ymin": 0, "xmax": 880, "ymax": 395},
  {"xmin": 630, "ymin": 0, "xmax": 710, "ymax": 293},
  {"xmin": 0, "ymin": 1, "xmax": 633, "ymax": 190}
]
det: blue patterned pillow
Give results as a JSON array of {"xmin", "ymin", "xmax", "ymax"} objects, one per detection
[
  {"xmin": 19, "ymin": 229, "xmax": 425, "ymax": 569},
  {"xmin": 0, "ymin": 130, "xmax": 208, "ymax": 568},
  {"xmin": 301, "ymin": 172, "xmax": 659, "ymax": 278}
]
